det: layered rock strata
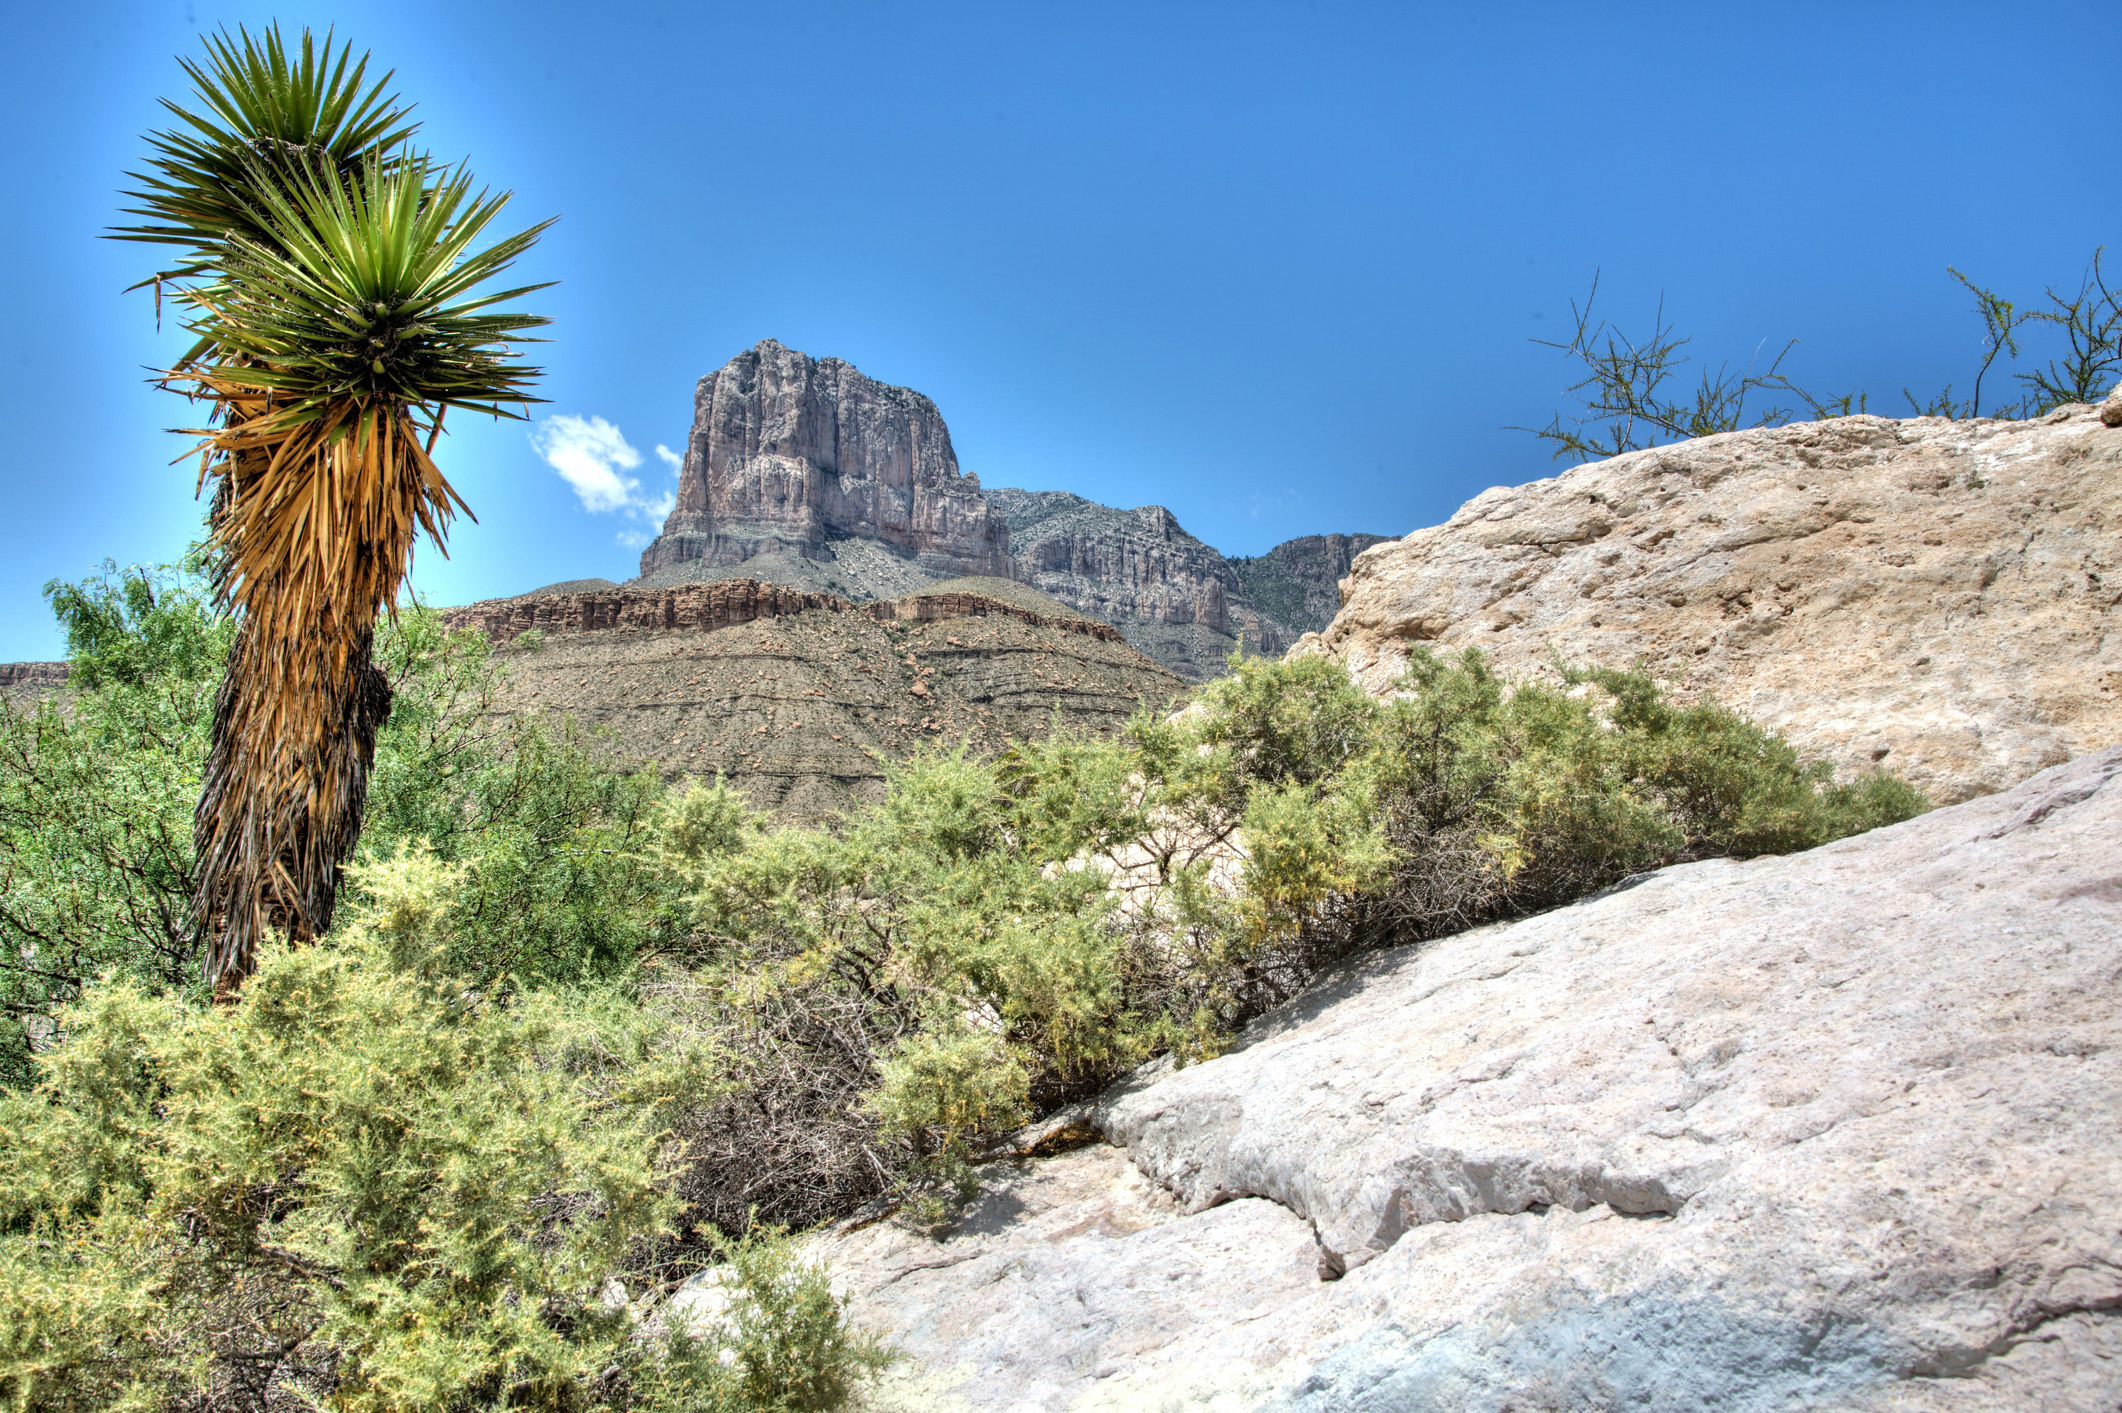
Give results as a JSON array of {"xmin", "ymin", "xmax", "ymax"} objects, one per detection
[
  {"xmin": 987, "ymin": 489, "xmax": 1236, "ymax": 634},
  {"xmin": 638, "ymin": 340, "xmax": 1011, "ymax": 582},
  {"xmin": 986, "ymin": 488, "xmax": 1373, "ymax": 679},
  {"xmin": 444, "ymin": 581, "xmax": 1182, "ymax": 822},
  {"xmin": 442, "ymin": 579, "xmax": 854, "ymax": 642},
  {"xmin": 1299, "ymin": 407, "xmax": 2122, "ymax": 803},
  {"xmin": 0, "ymin": 662, "xmax": 69, "ymax": 690},
  {"xmin": 445, "ymin": 580, "xmax": 1125, "ymax": 649},
  {"xmin": 810, "ymin": 746, "xmax": 2122, "ymax": 1411},
  {"xmin": 871, "ymin": 590, "xmax": 1123, "ymax": 642}
]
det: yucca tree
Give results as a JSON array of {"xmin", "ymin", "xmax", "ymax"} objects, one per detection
[{"xmin": 114, "ymin": 25, "xmax": 552, "ymax": 995}]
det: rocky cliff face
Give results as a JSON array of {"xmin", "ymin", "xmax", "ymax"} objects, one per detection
[
  {"xmin": 625, "ymin": 341, "xmax": 1384, "ymax": 681},
  {"xmin": 986, "ymin": 489, "xmax": 1382, "ymax": 680},
  {"xmin": 1298, "ymin": 407, "xmax": 2122, "ymax": 804},
  {"xmin": 638, "ymin": 340, "xmax": 1012, "ymax": 582},
  {"xmin": 1229, "ymin": 532, "xmax": 1390, "ymax": 638},
  {"xmin": 986, "ymin": 488, "xmax": 1261, "ymax": 677},
  {"xmin": 808, "ymin": 746, "xmax": 2122, "ymax": 1411},
  {"xmin": 0, "ymin": 662, "xmax": 68, "ymax": 690}
]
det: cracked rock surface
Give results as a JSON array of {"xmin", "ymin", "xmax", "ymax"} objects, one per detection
[
  {"xmin": 825, "ymin": 746, "xmax": 2122, "ymax": 1411},
  {"xmin": 1296, "ymin": 407, "xmax": 2122, "ymax": 804}
]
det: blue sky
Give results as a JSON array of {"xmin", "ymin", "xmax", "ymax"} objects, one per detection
[{"xmin": 2, "ymin": 0, "xmax": 2115, "ymax": 659}]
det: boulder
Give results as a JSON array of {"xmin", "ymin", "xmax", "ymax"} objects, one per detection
[
  {"xmin": 819, "ymin": 745, "xmax": 2122, "ymax": 1411},
  {"xmin": 1296, "ymin": 409, "xmax": 2122, "ymax": 804}
]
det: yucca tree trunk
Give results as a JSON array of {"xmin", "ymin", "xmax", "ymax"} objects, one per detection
[
  {"xmin": 194, "ymin": 620, "xmax": 392, "ymax": 998},
  {"xmin": 190, "ymin": 407, "xmax": 439, "ymax": 997},
  {"xmin": 114, "ymin": 28, "xmax": 554, "ymax": 995}
]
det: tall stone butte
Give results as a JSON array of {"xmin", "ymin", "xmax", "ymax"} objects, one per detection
[{"xmin": 638, "ymin": 339, "xmax": 1013, "ymax": 581}]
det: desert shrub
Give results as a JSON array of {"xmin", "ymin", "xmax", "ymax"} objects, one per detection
[
  {"xmin": 356, "ymin": 608, "xmax": 683, "ymax": 986},
  {"xmin": 863, "ymin": 1027, "xmax": 1029, "ymax": 1226},
  {"xmin": 0, "ymin": 563, "xmax": 230, "ymax": 1084},
  {"xmin": 642, "ymin": 1228, "xmax": 891, "ymax": 1413},
  {"xmin": 0, "ymin": 571, "xmax": 679, "ymax": 1083},
  {"xmin": 659, "ymin": 648, "xmax": 1924, "ymax": 1236},
  {"xmin": 4, "ymin": 561, "xmax": 1925, "ymax": 1276},
  {"xmin": 660, "ymin": 754, "xmax": 1139, "ymax": 1236},
  {"xmin": 1523, "ymin": 251, "xmax": 2122, "ymax": 457},
  {"xmin": 1352, "ymin": 650, "xmax": 1925, "ymax": 935},
  {"xmin": 0, "ymin": 851, "xmax": 882, "ymax": 1413}
]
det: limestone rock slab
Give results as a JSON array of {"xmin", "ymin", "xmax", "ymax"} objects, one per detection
[
  {"xmin": 1296, "ymin": 410, "xmax": 2122, "ymax": 803},
  {"xmin": 821, "ymin": 747, "xmax": 2122, "ymax": 1410}
]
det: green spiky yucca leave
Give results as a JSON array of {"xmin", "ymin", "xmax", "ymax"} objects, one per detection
[
  {"xmin": 185, "ymin": 154, "xmax": 553, "ymax": 421},
  {"xmin": 114, "ymin": 25, "xmax": 419, "ymax": 323}
]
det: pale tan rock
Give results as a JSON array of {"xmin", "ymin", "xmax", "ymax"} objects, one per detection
[
  {"xmin": 810, "ymin": 747, "xmax": 2122, "ymax": 1411},
  {"xmin": 1296, "ymin": 410, "xmax": 2122, "ymax": 803},
  {"xmin": 2101, "ymin": 382, "xmax": 2122, "ymax": 427}
]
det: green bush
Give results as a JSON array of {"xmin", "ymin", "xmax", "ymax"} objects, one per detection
[
  {"xmin": 654, "ymin": 648, "xmax": 1924, "ymax": 1234},
  {"xmin": 643, "ymin": 1228, "xmax": 890, "ymax": 1413},
  {"xmin": 0, "ymin": 850, "xmax": 885, "ymax": 1412},
  {"xmin": 2, "ymin": 560, "xmax": 1927, "ymax": 1395},
  {"xmin": 0, "ymin": 562, "xmax": 230, "ymax": 1084},
  {"xmin": 0, "ymin": 567, "xmax": 683, "ymax": 1083}
]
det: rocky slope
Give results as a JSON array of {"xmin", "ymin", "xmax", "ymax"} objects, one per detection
[
  {"xmin": 1228, "ymin": 532, "xmax": 1389, "ymax": 640},
  {"xmin": 988, "ymin": 489, "xmax": 1384, "ymax": 680},
  {"xmin": 810, "ymin": 745, "xmax": 2122, "ymax": 1411},
  {"xmin": 637, "ymin": 339, "xmax": 1012, "ymax": 586},
  {"xmin": 1298, "ymin": 407, "xmax": 2122, "ymax": 804},
  {"xmin": 442, "ymin": 578, "xmax": 1182, "ymax": 822}
]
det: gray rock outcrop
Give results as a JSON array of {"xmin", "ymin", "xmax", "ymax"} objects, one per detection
[
  {"xmin": 638, "ymin": 340, "xmax": 1012, "ymax": 583},
  {"xmin": 1297, "ymin": 407, "xmax": 2122, "ymax": 804},
  {"xmin": 819, "ymin": 745, "xmax": 2122, "ymax": 1411},
  {"xmin": 988, "ymin": 489, "xmax": 1389, "ymax": 680},
  {"xmin": 624, "ymin": 341, "xmax": 1389, "ymax": 680},
  {"xmin": 986, "ymin": 488, "xmax": 1261, "ymax": 678},
  {"xmin": 1229, "ymin": 532, "xmax": 1390, "ymax": 639}
]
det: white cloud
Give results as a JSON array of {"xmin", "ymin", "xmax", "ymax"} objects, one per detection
[
  {"xmin": 531, "ymin": 414, "xmax": 642, "ymax": 513},
  {"xmin": 530, "ymin": 415, "xmax": 680, "ymax": 544}
]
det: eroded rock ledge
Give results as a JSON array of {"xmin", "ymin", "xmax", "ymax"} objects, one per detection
[
  {"xmin": 1297, "ymin": 407, "xmax": 2122, "ymax": 804},
  {"xmin": 817, "ymin": 746, "xmax": 2122, "ymax": 1412},
  {"xmin": 441, "ymin": 580, "xmax": 1124, "ymax": 646}
]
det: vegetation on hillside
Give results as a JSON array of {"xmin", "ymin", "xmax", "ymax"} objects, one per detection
[{"xmin": 0, "ymin": 560, "xmax": 1924, "ymax": 1409}]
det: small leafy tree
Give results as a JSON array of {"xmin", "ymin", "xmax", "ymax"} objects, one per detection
[
  {"xmin": 1524, "ymin": 251, "xmax": 2122, "ymax": 461},
  {"xmin": 0, "ymin": 563, "xmax": 229, "ymax": 1083},
  {"xmin": 1899, "ymin": 268, "xmax": 2036, "ymax": 419},
  {"xmin": 2019, "ymin": 248, "xmax": 2122, "ymax": 410},
  {"xmin": 0, "ymin": 567, "xmax": 678, "ymax": 1083}
]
